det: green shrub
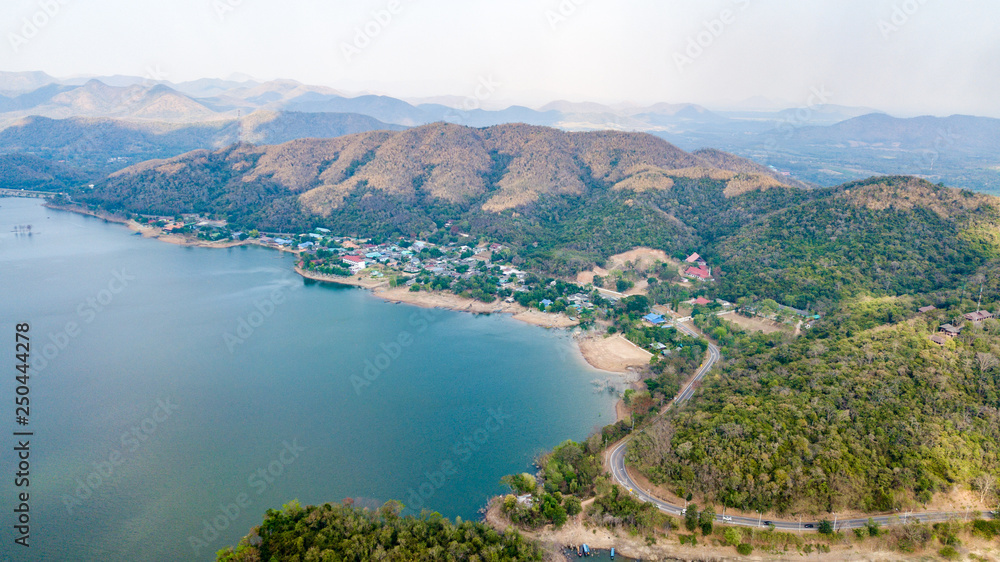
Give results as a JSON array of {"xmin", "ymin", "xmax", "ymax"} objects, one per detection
[
  {"xmin": 938, "ymin": 546, "xmax": 960, "ymax": 560},
  {"xmin": 972, "ymin": 519, "xmax": 1000, "ymax": 539},
  {"xmin": 736, "ymin": 543, "xmax": 752, "ymax": 555}
]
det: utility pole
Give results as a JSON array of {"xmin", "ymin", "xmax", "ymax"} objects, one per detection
[
  {"xmin": 833, "ymin": 514, "xmax": 837, "ymax": 533},
  {"xmin": 977, "ymin": 281, "xmax": 984, "ymax": 312},
  {"xmin": 757, "ymin": 511, "xmax": 761, "ymax": 528}
]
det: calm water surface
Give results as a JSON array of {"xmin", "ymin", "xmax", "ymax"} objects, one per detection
[{"xmin": 0, "ymin": 198, "xmax": 617, "ymax": 561}]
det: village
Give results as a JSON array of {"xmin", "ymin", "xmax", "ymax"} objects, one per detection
[{"xmin": 132, "ymin": 212, "xmax": 837, "ymax": 361}]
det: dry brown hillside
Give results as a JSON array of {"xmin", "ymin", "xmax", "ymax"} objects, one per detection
[
  {"xmin": 109, "ymin": 122, "xmax": 795, "ymax": 216},
  {"xmin": 837, "ymin": 176, "xmax": 1000, "ymax": 219},
  {"xmin": 693, "ymin": 147, "xmax": 812, "ymax": 194}
]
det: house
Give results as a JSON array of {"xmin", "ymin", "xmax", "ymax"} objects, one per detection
[
  {"xmin": 685, "ymin": 253, "xmax": 701, "ymax": 263},
  {"xmin": 939, "ymin": 324, "xmax": 962, "ymax": 337},
  {"xmin": 685, "ymin": 266, "xmax": 712, "ymax": 281},
  {"xmin": 692, "ymin": 296, "xmax": 711, "ymax": 306},
  {"xmin": 918, "ymin": 305, "xmax": 937, "ymax": 314},
  {"xmin": 540, "ymin": 299, "xmax": 554, "ymax": 308},
  {"xmin": 652, "ymin": 342, "xmax": 667, "ymax": 351},
  {"xmin": 929, "ymin": 334, "xmax": 948, "ymax": 346},
  {"xmin": 643, "ymin": 313, "xmax": 666, "ymax": 325},
  {"xmin": 964, "ymin": 310, "xmax": 995, "ymax": 323},
  {"xmin": 342, "ymin": 255, "xmax": 366, "ymax": 272}
]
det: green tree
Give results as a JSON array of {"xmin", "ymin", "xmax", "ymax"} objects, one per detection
[
  {"xmin": 502, "ymin": 473, "xmax": 537, "ymax": 495},
  {"xmin": 818, "ymin": 519, "xmax": 833, "ymax": 535},
  {"xmin": 684, "ymin": 503, "xmax": 699, "ymax": 532},
  {"xmin": 724, "ymin": 527, "xmax": 742, "ymax": 546},
  {"xmin": 699, "ymin": 506, "xmax": 715, "ymax": 535},
  {"xmin": 564, "ymin": 496, "xmax": 582, "ymax": 516}
]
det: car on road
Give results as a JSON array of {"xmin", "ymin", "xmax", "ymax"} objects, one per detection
[
  {"xmin": 804, "ymin": 523, "xmax": 814, "ymax": 529},
  {"xmin": 762, "ymin": 521, "xmax": 773, "ymax": 526},
  {"xmin": 722, "ymin": 516, "xmax": 732, "ymax": 522}
]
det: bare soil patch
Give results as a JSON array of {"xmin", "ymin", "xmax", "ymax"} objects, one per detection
[
  {"xmin": 577, "ymin": 334, "xmax": 652, "ymax": 373},
  {"xmin": 722, "ymin": 313, "xmax": 789, "ymax": 334}
]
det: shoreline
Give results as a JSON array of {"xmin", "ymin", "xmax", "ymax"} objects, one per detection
[
  {"xmin": 297, "ymin": 268, "xmax": 640, "ymax": 423},
  {"xmin": 43, "ymin": 202, "xmax": 646, "ymax": 403}
]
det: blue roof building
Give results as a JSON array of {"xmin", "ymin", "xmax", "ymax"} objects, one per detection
[{"xmin": 643, "ymin": 313, "xmax": 666, "ymax": 325}]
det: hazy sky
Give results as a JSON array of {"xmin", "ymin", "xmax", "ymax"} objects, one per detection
[{"xmin": 2, "ymin": 0, "xmax": 998, "ymax": 116}]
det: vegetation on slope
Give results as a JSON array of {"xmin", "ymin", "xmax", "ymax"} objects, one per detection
[
  {"xmin": 216, "ymin": 500, "xmax": 542, "ymax": 562},
  {"xmin": 79, "ymin": 123, "xmax": 806, "ymax": 251},
  {"xmin": 628, "ymin": 297, "xmax": 1000, "ymax": 515},
  {"xmin": 716, "ymin": 177, "xmax": 1000, "ymax": 311},
  {"xmin": 0, "ymin": 153, "xmax": 91, "ymax": 190}
]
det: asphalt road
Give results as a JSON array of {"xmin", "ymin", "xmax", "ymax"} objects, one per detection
[{"xmin": 607, "ymin": 321, "xmax": 992, "ymax": 530}]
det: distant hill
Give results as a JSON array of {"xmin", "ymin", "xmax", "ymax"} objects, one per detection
[
  {"xmin": 0, "ymin": 111, "xmax": 403, "ymax": 171},
  {"xmin": 0, "ymin": 79, "xmax": 221, "ymax": 123},
  {"xmin": 659, "ymin": 113, "xmax": 1000, "ymax": 194},
  {"xmin": 7, "ymin": 73, "xmax": 1000, "ymax": 193},
  {"xmin": 0, "ymin": 153, "xmax": 90, "ymax": 190}
]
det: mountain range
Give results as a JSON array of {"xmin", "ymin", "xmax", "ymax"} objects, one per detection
[
  {"xmin": 1, "ymin": 70, "xmax": 999, "ymax": 195},
  {"xmin": 77, "ymin": 121, "xmax": 1000, "ymax": 315}
]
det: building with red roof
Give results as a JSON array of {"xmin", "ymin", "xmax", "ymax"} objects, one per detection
[{"xmin": 685, "ymin": 266, "xmax": 712, "ymax": 280}]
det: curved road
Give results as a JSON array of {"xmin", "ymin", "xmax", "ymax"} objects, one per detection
[{"xmin": 608, "ymin": 321, "xmax": 992, "ymax": 530}]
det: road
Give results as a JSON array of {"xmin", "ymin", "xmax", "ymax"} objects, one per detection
[
  {"xmin": 672, "ymin": 321, "xmax": 719, "ymax": 404},
  {"xmin": 607, "ymin": 321, "xmax": 992, "ymax": 530}
]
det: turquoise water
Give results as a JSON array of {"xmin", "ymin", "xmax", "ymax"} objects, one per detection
[{"xmin": 0, "ymin": 198, "xmax": 617, "ymax": 561}]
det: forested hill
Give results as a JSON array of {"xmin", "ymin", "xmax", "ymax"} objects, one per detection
[
  {"xmin": 716, "ymin": 176, "xmax": 1000, "ymax": 310},
  {"xmin": 81, "ymin": 122, "xmax": 799, "ymax": 234},
  {"xmin": 76, "ymin": 125, "xmax": 1000, "ymax": 312}
]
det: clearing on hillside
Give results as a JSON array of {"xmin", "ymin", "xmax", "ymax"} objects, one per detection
[{"xmin": 721, "ymin": 313, "xmax": 789, "ymax": 334}]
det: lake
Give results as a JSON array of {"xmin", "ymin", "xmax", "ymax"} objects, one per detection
[{"xmin": 0, "ymin": 197, "xmax": 618, "ymax": 561}]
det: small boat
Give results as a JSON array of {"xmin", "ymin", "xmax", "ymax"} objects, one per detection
[
  {"xmin": 611, "ymin": 547, "xmax": 615, "ymax": 559},
  {"xmin": 577, "ymin": 545, "xmax": 583, "ymax": 557},
  {"xmin": 582, "ymin": 544, "xmax": 590, "ymax": 556}
]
